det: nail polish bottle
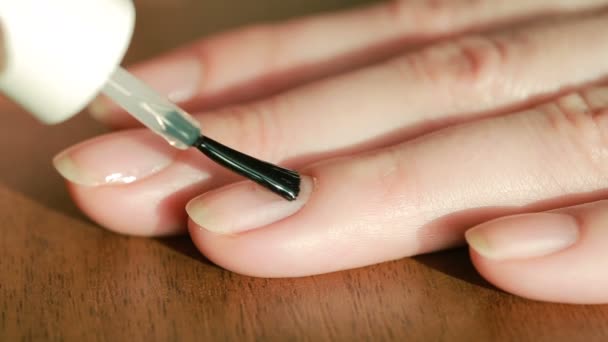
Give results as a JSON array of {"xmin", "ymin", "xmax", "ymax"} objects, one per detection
[{"xmin": 0, "ymin": 0, "xmax": 135, "ymax": 124}]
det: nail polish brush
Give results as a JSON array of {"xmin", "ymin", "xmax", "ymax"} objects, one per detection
[{"xmin": 103, "ymin": 67, "xmax": 301, "ymax": 201}]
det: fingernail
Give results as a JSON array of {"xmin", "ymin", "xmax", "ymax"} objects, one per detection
[
  {"xmin": 187, "ymin": 176, "xmax": 314, "ymax": 234},
  {"xmin": 89, "ymin": 56, "xmax": 202, "ymax": 121},
  {"xmin": 465, "ymin": 213, "xmax": 580, "ymax": 260},
  {"xmin": 53, "ymin": 130, "xmax": 178, "ymax": 186}
]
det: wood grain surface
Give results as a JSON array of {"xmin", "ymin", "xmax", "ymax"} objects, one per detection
[{"xmin": 2, "ymin": 1, "xmax": 608, "ymax": 341}]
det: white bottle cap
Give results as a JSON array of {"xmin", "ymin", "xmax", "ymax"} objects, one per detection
[{"xmin": 0, "ymin": 0, "xmax": 135, "ymax": 124}]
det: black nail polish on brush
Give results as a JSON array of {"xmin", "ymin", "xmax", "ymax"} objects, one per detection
[{"xmin": 193, "ymin": 136, "xmax": 301, "ymax": 201}]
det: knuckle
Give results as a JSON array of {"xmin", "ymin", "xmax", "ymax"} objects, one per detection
[
  {"xmin": 447, "ymin": 35, "xmax": 511, "ymax": 85},
  {"xmin": 541, "ymin": 91, "xmax": 608, "ymax": 175},
  {"xmin": 364, "ymin": 146, "xmax": 422, "ymax": 208},
  {"xmin": 392, "ymin": 34, "xmax": 514, "ymax": 91}
]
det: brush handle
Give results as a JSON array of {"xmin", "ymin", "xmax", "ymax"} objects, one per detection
[{"xmin": 193, "ymin": 136, "xmax": 301, "ymax": 201}]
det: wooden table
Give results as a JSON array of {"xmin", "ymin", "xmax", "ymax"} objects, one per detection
[{"xmin": 2, "ymin": 1, "xmax": 608, "ymax": 340}]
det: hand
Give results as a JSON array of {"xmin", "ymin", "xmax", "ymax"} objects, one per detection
[{"xmin": 54, "ymin": 0, "xmax": 608, "ymax": 304}]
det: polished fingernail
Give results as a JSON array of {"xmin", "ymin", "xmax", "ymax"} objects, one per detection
[
  {"xmin": 89, "ymin": 56, "xmax": 202, "ymax": 121},
  {"xmin": 465, "ymin": 213, "xmax": 580, "ymax": 260},
  {"xmin": 53, "ymin": 130, "xmax": 178, "ymax": 186},
  {"xmin": 187, "ymin": 176, "xmax": 314, "ymax": 234}
]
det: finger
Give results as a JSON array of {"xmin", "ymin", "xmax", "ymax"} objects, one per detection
[
  {"xmin": 113, "ymin": 12, "xmax": 608, "ymax": 167},
  {"xmin": 91, "ymin": 0, "xmax": 607, "ymax": 127},
  {"xmin": 466, "ymin": 201, "xmax": 608, "ymax": 304},
  {"xmin": 58, "ymin": 12, "xmax": 608, "ymax": 237},
  {"xmin": 185, "ymin": 84, "xmax": 608, "ymax": 278}
]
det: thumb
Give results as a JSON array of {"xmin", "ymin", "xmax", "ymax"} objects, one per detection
[{"xmin": 466, "ymin": 201, "xmax": 608, "ymax": 304}]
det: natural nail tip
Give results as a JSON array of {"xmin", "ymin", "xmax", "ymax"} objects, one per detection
[
  {"xmin": 52, "ymin": 140, "xmax": 175, "ymax": 187},
  {"xmin": 465, "ymin": 229, "xmax": 495, "ymax": 259},
  {"xmin": 186, "ymin": 200, "xmax": 204, "ymax": 225},
  {"xmin": 188, "ymin": 176, "xmax": 314, "ymax": 235},
  {"xmin": 186, "ymin": 201, "xmax": 233, "ymax": 235},
  {"xmin": 466, "ymin": 213, "xmax": 581, "ymax": 261},
  {"xmin": 53, "ymin": 154, "xmax": 95, "ymax": 186}
]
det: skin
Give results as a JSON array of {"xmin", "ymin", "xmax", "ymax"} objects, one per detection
[{"xmin": 46, "ymin": 0, "xmax": 608, "ymax": 304}]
